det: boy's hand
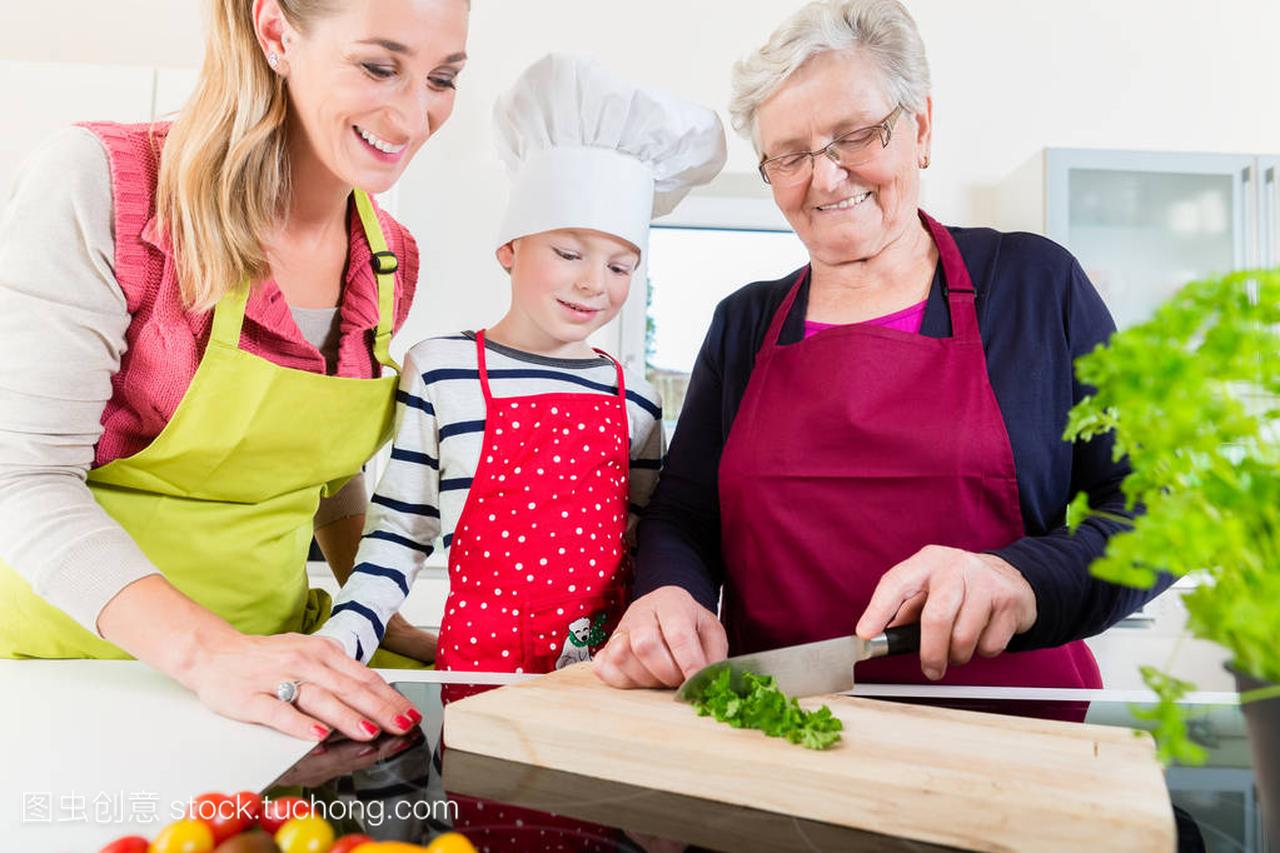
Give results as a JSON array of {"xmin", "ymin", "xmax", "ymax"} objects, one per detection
[{"xmin": 381, "ymin": 613, "xmax": 437, "ymax": 664}]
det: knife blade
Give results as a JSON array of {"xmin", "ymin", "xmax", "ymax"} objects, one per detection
[{"xmin": 674, "ymin": 623, "xmax": 921, "ymax": 703}]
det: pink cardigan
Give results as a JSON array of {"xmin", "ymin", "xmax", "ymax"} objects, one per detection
[{"xmin": 83, "ymin": 122, "xmax": 420, "ymax": 467}]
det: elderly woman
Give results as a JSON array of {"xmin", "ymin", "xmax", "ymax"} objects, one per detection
[
  {"xmin": 595, "ymin": 0, "xmax": 1170, "ymax": 691},
  {"xmin": 0, "ymin": 0, "xmax": 467, "ymax": 739}
]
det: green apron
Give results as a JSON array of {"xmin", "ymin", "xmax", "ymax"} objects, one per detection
[{"xmin": 1, "ymin": 189, "xmax": 421, "ymax": 667}]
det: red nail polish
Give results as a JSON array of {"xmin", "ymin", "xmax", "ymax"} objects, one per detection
[
  {"xmin": 393, "ymin": 714, "xmax": 412, "ymax": 731},
  {"xmin": 359, "ymin": 719, "xmax": 379, "ymax": 736},
  {"xmin": 405, "ymin": 707, "xmax": 423, "ymax": 725},
  {"xmin": 311, "ymin": 724, "xmax": 330, "ymax": 739}
]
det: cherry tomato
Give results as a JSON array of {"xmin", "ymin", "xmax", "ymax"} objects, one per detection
[
  {"xmin": 258, "ymin": 796, "xmax": 312, "ymax": 834},
  {"xmin": 425, "ymin": 833, "xmax": 478, "ymax": 853},
  {"xmin": 149, "ymin": 818, "xmax": 215, "ymax": 853},
  {"xmin": 188, "ymin": 792, "xmax": 253, "ymax": 844},
  {"xmin": 330, "ymin": 835, "xmax": 373, "ymax": 853},
  {"xmin": 275, "ymin": 815, "xmax": 334, "ymax": 852},
  {"xmin": 99, "ymin": 836, "xmax": 149, "ymax": 853},
  {"xmin": 232, "ymin": 791, "xmax": 264, "ymax": 825},
  {"xmin": 211, "ymin": 830, "xmax": 279, "ymax": 853}
]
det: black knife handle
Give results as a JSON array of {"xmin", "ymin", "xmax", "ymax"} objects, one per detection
[{"xmin": 883, "ymin": 623, "xmax": 921, "ymax": 657}]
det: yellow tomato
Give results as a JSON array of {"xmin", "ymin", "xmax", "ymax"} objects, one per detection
[
  {"xmin": 425, "ymin": 833, "xmax": 478, "ymax": 853},
  {"xmin": 149, "ymin": 818, "xmax": 215, "ymax": 853},
  {"xmin": 348, "ymin": 836, "xmax": 476, "ymax": 853},
  {"xmin": 274, "ymin": 815, "xmax": 336, "ymax": 853}
]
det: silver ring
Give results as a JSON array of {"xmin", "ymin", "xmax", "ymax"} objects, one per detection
[{"xmin": 275, "ymin": 680, "xmax": 303, "ymax": 704}]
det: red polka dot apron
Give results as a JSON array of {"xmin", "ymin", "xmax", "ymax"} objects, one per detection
[
  {"xmin": 438, "ymin": 331, "xmax": 632, "ymax": 850},
  {"xmin": 435, "ymin": 330, "xmax": 631, "ymax": 682}
]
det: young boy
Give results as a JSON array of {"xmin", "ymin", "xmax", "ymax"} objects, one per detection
[{"xmin": 317, "ymin": 54, "xmax": 725, "ymax": 678}]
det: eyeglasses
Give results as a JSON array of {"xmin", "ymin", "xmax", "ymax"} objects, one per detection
[{"xmin": 758, "ymin": 105, "xmax": 905, "ymax": 186}]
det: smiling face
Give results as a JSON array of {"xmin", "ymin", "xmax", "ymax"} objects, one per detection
[
  {"xmin": 755, "ymin": 48, "xmax": 931, "ymax": 268},
  {"xmin": 257, "ymin": 0, "xmax": 469, "ymax": 195},
  {"xmin": 568, "ymin": 618, "xmax": 592, "ymax": 643},
  {"xmin": 492, "ymin": 229, "xmax": 640, "ymax": 358}
]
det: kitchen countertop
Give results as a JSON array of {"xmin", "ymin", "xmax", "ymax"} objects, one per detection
[{"xmin": 4, "ymin": 661, "xmax": 1253, "ymax": 852}]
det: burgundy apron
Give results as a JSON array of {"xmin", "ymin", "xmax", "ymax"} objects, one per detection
[{"xmin": 717, "ymin": 211, "xmax": 1101, "ymax": 690}]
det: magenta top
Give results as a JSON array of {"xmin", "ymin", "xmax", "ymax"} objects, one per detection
[{"xmin": 803, "ymin": 298, "xmax": 927, "ymax": 338}]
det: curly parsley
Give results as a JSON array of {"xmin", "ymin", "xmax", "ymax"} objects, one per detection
[{"xmin": 692, "ymin": 669, "xmax": 844, "ymax": 750}]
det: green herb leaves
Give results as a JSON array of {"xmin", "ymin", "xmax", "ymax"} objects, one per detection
[
  {"xmin": 692, "ymin": 669, "xmax": 844, "ymax": 749},
  {"xmin": 1064, "ymin": 267, "xmax": 1280, "ymax": 763}
]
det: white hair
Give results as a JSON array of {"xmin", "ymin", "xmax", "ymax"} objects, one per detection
[{"xmin": 729, "ymin": 0, "xmax": 931, "ymax": 150}]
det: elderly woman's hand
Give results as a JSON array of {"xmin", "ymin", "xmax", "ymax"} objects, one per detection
[
  {"xmin": 855, "ymin": 546, "xmax": 1037, "ymax": 680},
  {"xmin": 180, "ymin": 629, "xmax": 422, "ymax": 742},
  {"xmin": 592, "ymin": 586, "xmax": 728, "ymax": 688}
]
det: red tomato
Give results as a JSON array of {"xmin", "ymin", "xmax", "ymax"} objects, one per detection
[
  {"xmin": 232, "ymin": 791, "xmax": 264, "ymax": 825},
  {"xmin": 99, "ymin": 836, "xmax": 149, "ymax": 853},
  {"xmin": 274, "ymin": 815, "xmax": 334, "ymax": 853},
  {"xmin": 187, "ymin": 792, "xmax": 253, "ymax": 843},
  {"xmin": 149, "ymin": 818, "xmax": 215, "ymax": 853},
  {"xmin": 258, "ymin": 795, "xmax": 312, "ymax": 834},
  {"xmin": 330, "ymin": 835, "xmax": 373, "ymax": 853}
]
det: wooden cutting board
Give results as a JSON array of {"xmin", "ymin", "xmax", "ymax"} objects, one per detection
[{"xmin": 443, "ymin": 663, "xmax": 1175, "ymax": 852}]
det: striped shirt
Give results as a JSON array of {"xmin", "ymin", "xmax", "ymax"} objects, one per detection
[{"xmin": 317, "ymin": 332, "xmax": 664, "ymax": 662}]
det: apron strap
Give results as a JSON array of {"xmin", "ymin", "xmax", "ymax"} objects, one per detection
[
  {"xmin": 918, "ymin": 210, "xmax": 981, "ymax": 342},
  {"xmin": 209, "ymin": 281, "xmax": 251, "ymax": 348},
  {"xmin": 763, "ymin": 211, "xmax": 980, "ymax": 349},
  {"xmin": 475, "ymin": 328, "xmax": 495, "ymax": 402},
  {"xmin": 763, "ymin": 267, "xmax": 809, "ymax": 351},
  {"xmin": 352, "ymin": 188, "xmax": 401, "ymax": 372},
  {"xmin": 592, "ymin": 349, "xmax": 628, "ymax": 400}
]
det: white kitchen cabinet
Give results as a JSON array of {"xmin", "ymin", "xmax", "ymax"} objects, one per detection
[
  {"xmin": 1260, "ymin": 156, "xmax": 1279, "ymax": 267},
  {"xmin": 1000, "ymin": 147, "xmax": 1278, "ymax": 330}
]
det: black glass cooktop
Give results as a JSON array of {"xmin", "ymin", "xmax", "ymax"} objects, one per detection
[{"xmin": 263, "ymin": 682, "xmax": 1263, "ymax": 852}]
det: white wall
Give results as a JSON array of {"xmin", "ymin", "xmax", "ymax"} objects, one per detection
[{"xmin": 3, "ymin": 0, "xmax": 1279, "ymax": 357}]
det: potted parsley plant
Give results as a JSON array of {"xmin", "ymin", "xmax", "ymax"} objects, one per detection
[{"xmin": 1063, "ymin": 267, "xmax": 1279, "ymax": 841}]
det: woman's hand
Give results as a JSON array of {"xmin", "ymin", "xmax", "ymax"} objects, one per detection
[
  {"xmin": 179, "ymin": 629, "xmax": 423, "ymax": 743},
  {"xmin": 855, "ymin": 545, "xmax": 1037, "ymax": 680},
  {"xmin": 592, "ymin": 586, "xmax": 727, "ymax": 688},
  {"xmin": 98, "ymin": 575, "xmax": 423, "ymax": 741},
  {"xmin": 188, "ymin": 630, "xmax": 423, "ymax": 741},
  {"xmin": 381, "ymin": 613, "xmax": 437, "ymax": 664}
]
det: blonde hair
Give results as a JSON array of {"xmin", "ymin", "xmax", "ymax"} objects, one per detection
[
  {"xmin": 729, "ymin": 0, "xmax": 931, "ymax": 150},
  {"xmin": 155, "ymin": 0, "xmax": 338, "ymax": 311}
]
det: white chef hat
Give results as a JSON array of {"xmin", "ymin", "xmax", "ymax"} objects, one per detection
[{"xmin": 493, "ymin": 53, "xmax": 727, "ymax": 256}]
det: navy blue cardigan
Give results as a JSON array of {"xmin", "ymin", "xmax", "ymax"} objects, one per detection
[{"xmin": 634, "ymin": 225, "xmax": 1171, "ymax": 651}]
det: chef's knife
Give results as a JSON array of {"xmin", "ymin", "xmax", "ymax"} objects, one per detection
[{"xmin": 674, "ymin": 623, "xmax": 921, "ymax": 703}]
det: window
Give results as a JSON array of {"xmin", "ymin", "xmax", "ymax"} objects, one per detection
[{"xmin": 643, "ymin": 226, "xmax": 809, "ymax": 429}]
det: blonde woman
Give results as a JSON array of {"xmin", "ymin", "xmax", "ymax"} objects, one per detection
[{"xmin": 0, "ymin": 0, "xmax": 469, "ymax": 741}]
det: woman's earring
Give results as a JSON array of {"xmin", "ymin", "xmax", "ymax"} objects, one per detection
[
  {"xmin": 919, "ymin": 154, "xmax": 931, "ymax": 170},
  {"xmin": 267, "ymin": 51, "xmax": 280, "ymax": 72}
]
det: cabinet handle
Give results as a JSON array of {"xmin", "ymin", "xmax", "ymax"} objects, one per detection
[
  {"xmin": 1265, "ymin": 166, "xmax": 1276, "ymax": 268},
  {"xmin": 1241, "ymin": 165, "xmax": 1256, "ymax": 268}
]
